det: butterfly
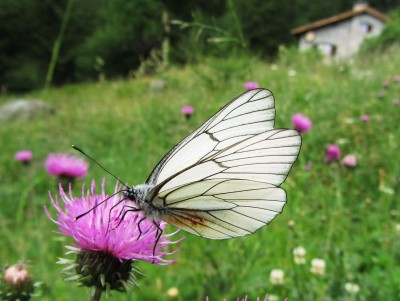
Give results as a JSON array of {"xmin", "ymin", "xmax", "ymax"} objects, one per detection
[{"xmin": 75, "ymin": 88, "xmax": 301, "ymax": 241}]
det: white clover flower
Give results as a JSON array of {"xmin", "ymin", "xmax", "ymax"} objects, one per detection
[
  {"xmin": 396, "ymin": 224, "xmax": 400, "ymax": 234},
  {"xmin": 310, "ymin": 258, "xmax": 326, "ymax": 276},
  {"xmin": 293, "ymin": 246, "xmax": 306, "ymax": 264},
  {"xmin": 271, "ymin": 64, "xmax": 278, "ymax": 71},
  {"xmin": 380, "ymin": 186, "xmax": 394, "ymax": 195},
  {"xmin": 288, "ymin": 70, "xmax": 297, "ymax": 77},
  {"xmin": 270, "ymin": 269, "xmax": 285, "ymax": 285},
  {"xmin": 345, "ymin": 282, "xmax": 360, "ymax": 294},
  {"xmin": 268, "ymin": 295, "xmax": 279, "ymax": 301},
  {"xmin": 167, "ymin": 287, "xmax": 179, "ymax": 298},
  {"xmin": 343, "ymin": 118, "xmax": 355, "ymax": 124}
]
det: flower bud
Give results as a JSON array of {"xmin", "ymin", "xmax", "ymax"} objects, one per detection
[{"xmin": 1, "ymin": 264, "xmax": 34, "ymax": 301}]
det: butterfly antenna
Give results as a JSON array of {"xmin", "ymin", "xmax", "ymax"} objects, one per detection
[
  {"xmin": 74, "ymin": 190, "xmax": 123, "ymax": 221},
  {"xmin": 72, "ymin": 145, "xmax": 128, "ymax": 188}
]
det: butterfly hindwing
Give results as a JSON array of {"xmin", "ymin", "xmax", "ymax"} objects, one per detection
[
  {"xmin": 146, "ymin": 89, "xmax": 276, "ymax": 185},
  {"xmin": 154, "ymin": 179, "xmax": 287, "ymax": 239}
]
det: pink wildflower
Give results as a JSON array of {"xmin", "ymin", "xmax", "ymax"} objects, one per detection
[
  {"xmin": 291, "ymin": 113, "xmax": 312, "ymax": 132},
  {"xmin": 382, "ymin": 81, "xmax": 389, "ymax": 88},
  {"xmin": 305, "ymin": 162, "xmax": 312, "ymax": 171},
  {"xmin": 3, "ymin": 264, "xmax": 30, "ymax": 286},
  {"xmin": 45, "ymin": 179, "xmax": 179, "ymax": 264},
  {"xmin": 393, "ymin": 76, "xmax": 400, "ymax": 83},
  {"xmin": 325, "ymin": 145, "xmax": 341, "ymax": 163},
  {"xmin": 377, "ymin": 91, "xmax": 385, "ymax": 98},
  {"xmin": 181, "ymin": 105, "xmax": 194, "ymax": 119},
  {"xmin": 2, "ymin": 263, "xmax": 34, "ymax": 300},
  {"xmin": 244, "ymin": 81, "xmax": 260, "ymax": 90},
  {"xmin": 45, "ymin": 153, "xmax": 88, "ymax": 178},
  {"xmin": 392, "ymin": 99, "xmax": 399, "ymax": 106},
  {"xmin": 14, "ymin": 150, "xmax": 32, "ymax": 164},
  {"xmin": 341, "ymin": 154, "xmax": 357, "ymax": 168},
  {"xmin": 45, "ymin": 179, "xmax": 180, "ymax": 293},
  {"xmin": 361, "ymin": 114, "xmax": 370, "ymax": 122}
]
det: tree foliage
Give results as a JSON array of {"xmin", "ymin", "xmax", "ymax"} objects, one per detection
[{"xmin": 0, "ymin": 0, "xmax": 398, "ymax": 92}]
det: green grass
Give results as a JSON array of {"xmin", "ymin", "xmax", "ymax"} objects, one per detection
[{"xmin": 1, "ymin": 47, "xmax": 400, "ymax": 300}]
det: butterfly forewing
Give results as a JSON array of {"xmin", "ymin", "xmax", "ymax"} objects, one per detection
[
  {"xmin": 155, "ymin": 129, "xmax": 301, "ymax": 192},
  {"xmin": 146, "ymin": 89, "xmax": 275, "ymax": 185}
]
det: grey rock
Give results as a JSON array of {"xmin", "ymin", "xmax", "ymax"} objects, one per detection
[
  {"xmin": 0, "ymin": 99, "xmax": 55, "ymax": 121},
  {"xmin": 149, "ymin": 79, "xmax": 167, "ymax": 91}
]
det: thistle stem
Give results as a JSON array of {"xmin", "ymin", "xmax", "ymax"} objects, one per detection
[{"xmin": 89, "ymin": 287, "xmax": 102, "ymax": 301}]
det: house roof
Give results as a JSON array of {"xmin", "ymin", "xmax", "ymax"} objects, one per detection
[{"xmin": 291, "ymin": 6, "xmax": 388, "ymax": 35}]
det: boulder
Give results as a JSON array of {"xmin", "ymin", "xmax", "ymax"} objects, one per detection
[{"xmin": 0, "ymin": 99, "xmax": 55, "ymax": 121}]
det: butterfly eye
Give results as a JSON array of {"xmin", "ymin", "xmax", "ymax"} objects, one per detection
[{"xmin": 122, "ymin": 188, "xmax": 136, "ymax": 201}]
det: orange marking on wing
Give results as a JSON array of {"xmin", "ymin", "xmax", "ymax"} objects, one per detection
[{"xmin": 162, "ymin": 211, "xmax": 207, "ymax": 229}]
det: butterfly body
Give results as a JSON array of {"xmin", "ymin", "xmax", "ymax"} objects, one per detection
[
  {"xmin": 121, "ymin": 89, "xmax": 302, "ymax": 240},
  {"xmin": 122, "ymin": 184, "xmax": 160, "ymax": 221}
]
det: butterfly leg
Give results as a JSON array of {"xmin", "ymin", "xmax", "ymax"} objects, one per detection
[
  {"xmin": 112, "ymin": 206, "xmax": 142, "ymax": 231},
  {"xmin": 152, "ymin": 221, "xmax": 163, "ymax": 263},
  {"xmin": 136, "ymin": 216, "xmax": 147, "ymax": 241}
]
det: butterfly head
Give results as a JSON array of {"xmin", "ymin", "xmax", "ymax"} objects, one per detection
[
  {"xmin": 122, "ymin": 184, "xmax": 154, "ymax": 203},
  {"xmin": 122, "ymin": 187, "xmax": 137, "ymax": 202}
]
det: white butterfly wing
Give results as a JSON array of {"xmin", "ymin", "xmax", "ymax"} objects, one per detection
[
  {"xmin": 146, "ymin": 89, "xmax": 276, "ymax": 185},
  {"xmin": 148, "ymin": 129, "xmax": 301, "ymax": 239},
  {"xmin": 154, "ymin": 179, "xmax": 287, "ymax": 239},
  {"xmin": 153, "ymin": 129, "xmax": 301, "ymax": 192}
]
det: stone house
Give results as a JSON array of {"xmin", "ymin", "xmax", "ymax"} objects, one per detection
[{"xmin": 291, "ymin": 3, "xmax": 387, "ymax": 58}]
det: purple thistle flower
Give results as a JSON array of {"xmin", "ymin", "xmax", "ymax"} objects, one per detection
[
  {"xmin": 46, "ymin": 179, "xmax": 179, "ymax": 264},
  {"xmin": 325, "ymin": 145, "xmax": 341, "ymax": 163},
  {"xmin": 361, "ymin": 114, "xmax": 370, "ymax": 122},
  {"xmin": 14, "ymin": 150, "xmax": 32, "ymax": 164},
  {"xmin": 45, "ymin": 153, "xmax": 89, "ymax": 178},
  {"xmin": 382, "ymin": 81, "xmax": 389, "ymax": 88},
  {"xmin": 45, "ymin": 179, "xmax": 180, "ymax": 296},
  {"xmin": 341, "ymin": 154, "xmax": 357, "ymax": 168},
  {"xmin": 244, "ymin": 81, "xmax": 260, "ymax": 90},
  {"xmin": 291, "ymin": 113, "xmax": 312, "ymax": 132},
  {"xmin": 181, "ymin": 105, "xmax": 194, "ymax": 120}
]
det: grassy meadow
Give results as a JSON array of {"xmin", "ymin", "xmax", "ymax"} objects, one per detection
[{"xmin": 1, "ymin": 47, "xmax": 400, "ymax": 300}]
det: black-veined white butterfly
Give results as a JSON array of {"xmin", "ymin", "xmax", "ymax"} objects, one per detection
[{"xmin": 76, "ymin": 88, "xmax": 301, "ymax": 241}]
